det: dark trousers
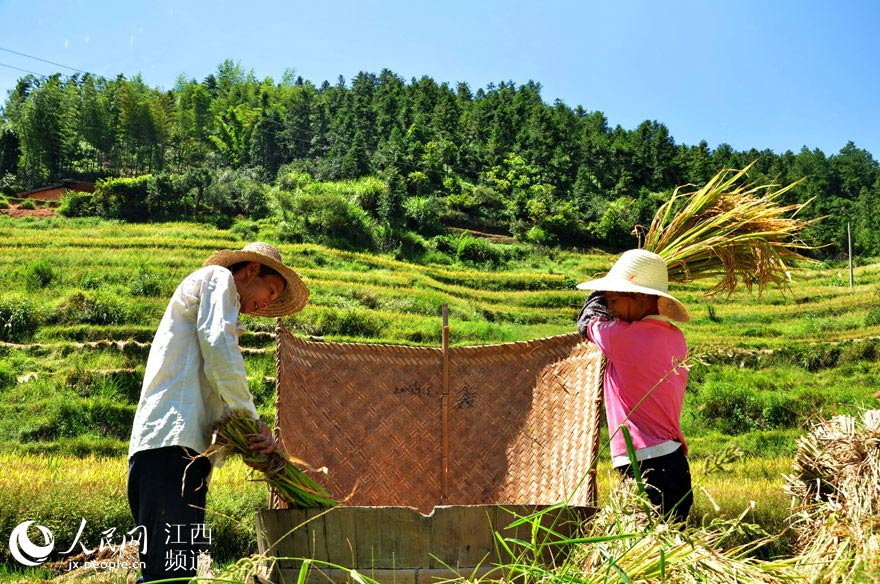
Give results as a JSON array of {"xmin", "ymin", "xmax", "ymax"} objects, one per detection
[
  {"xmin": 616, "ymin": 447, "xmax": 693, "ymax": 524},
  {"xmin": 127, "ymin": 446, "xmax": 212, "ymax": 582}
]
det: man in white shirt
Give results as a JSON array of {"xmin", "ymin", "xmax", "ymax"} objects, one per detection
[{"xmin": 127, "ymin": 242, "xmax": 308, "ymax": 582}]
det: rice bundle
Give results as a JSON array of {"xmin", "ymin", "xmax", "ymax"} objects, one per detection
[
  {"xmin": 640, "ymin": 162, "xmax": 819, "ymax": 296},
  {"xmin": 783, "ymin": 410, "xmax": 880, "ymax": 583},
  {"xmin": 210, "ymin": 411, "xmax": 337, "ymax": 508}
]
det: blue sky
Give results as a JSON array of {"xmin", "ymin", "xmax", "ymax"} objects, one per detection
[{"xmin": 1, "ymin": 0, "xmax": 878, "ymax": 158}]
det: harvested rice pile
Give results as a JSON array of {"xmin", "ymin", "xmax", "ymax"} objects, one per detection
[
  {"xmin": 784, "ymin": 410, "xmax": 880, "ymax": 583},
  {"xmin": 563, "ymin": 479, "xmax": 800, "ymax": 584}
]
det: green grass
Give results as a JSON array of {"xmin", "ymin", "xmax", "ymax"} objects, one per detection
[{"xmin": 0, "ymin": 454, "xmax": 267, "ymax": 567}]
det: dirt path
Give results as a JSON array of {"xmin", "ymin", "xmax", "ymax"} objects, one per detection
[{"xmin": 2, "ymin": 202, "xmax": 56, "ymax": 218}]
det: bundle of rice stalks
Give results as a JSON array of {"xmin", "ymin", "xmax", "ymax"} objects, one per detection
[
  {"xmin": 640, "ymin": 162, "xmax": 819, "ymax": 296},
  {"xmin": 210, "ymin": 411, "xmax": 337, "ymax": 508},
  {"xmin": 783, "ymin": 410, "xmax": 880, "ymax": 583}
]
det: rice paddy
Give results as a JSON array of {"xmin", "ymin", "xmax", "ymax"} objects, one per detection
[{"xmin": 0, "ymin": 215, "xmax": 878, "ymax": 581}]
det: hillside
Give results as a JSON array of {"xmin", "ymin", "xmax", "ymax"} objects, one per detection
[{"xmin": 1, "ymin": 215, "xmax": 878, "ymax": 458}]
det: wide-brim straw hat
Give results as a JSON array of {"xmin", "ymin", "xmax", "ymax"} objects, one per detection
[
  {"xmin": 203, "ymin": 242, "xmax": 309, "ymax": 317},
  {"xmin": 576, "ymin": 249, "xmax": 690, "ymax": 322}
]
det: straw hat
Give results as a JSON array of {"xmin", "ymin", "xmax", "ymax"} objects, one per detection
[
  {"xmin": 203, "ymin": 242, "xmax": 309, "ymax": 317},
  {"xmin": 576, "ymin": 249, "xmax": 690, "ymax": 322}
]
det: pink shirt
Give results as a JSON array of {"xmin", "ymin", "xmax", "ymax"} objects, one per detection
[{"xmin": 586, "ymin": 315, "xmax": 689, "ymax": 460}]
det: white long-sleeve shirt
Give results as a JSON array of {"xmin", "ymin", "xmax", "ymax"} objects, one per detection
[{"xmin": 128, "ymin": 265, "xmax": 259, "ymax": 458}]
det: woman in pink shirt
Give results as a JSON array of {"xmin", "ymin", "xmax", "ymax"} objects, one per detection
[{"xmin": 576, "ymin": 249, "xmax": 693, "ymax": 524}]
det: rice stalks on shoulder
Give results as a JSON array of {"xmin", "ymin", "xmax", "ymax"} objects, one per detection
[{"xmin": 640, "ymin": 162, "xmax": 820, "ymax": 296}]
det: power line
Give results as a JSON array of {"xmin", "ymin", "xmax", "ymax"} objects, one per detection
[
  {"xmin": 0, "ymin": 46, "xmax": 87, "ymax": 74},
  {"xmin": 0, "ymin": 61, "xmax": 48, "ymax": 78}
]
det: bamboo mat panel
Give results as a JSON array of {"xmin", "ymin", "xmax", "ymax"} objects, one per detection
[{"xmin": 275, "ymin": 325, "xmax": 603, "ymax": 513}]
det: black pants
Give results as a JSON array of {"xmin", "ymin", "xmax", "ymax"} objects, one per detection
[
  {"xmin": 616, "ymin": 447, "xmax": 693, "ymax": 524},
  {"xmin": 127, "ymin": 446, "xmax": 212, "ymax": 582}
]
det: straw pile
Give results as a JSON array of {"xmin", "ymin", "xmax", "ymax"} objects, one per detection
[
  {"xmin": 210, "ymin": 411, "xmax": 336, "ymax": 508},
  {"xmin": 784, "ymin": 410, "xmax": 880, "ymax": 583},
  {"xmin": 640, "ymin": 162, "xmax": 819, "ymax": 296},
  {"xmin": 566, "ymin": 479, "xmax": 801, "ymax": 583}
]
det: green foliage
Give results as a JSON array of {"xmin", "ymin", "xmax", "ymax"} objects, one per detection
[
  {"xmin": 732, "ymin": 429, "xmax": 799, "ymax": 458},
  {"xmin": 203, "ymin": 167, "xmax": 270, "ymax": 219},
  {"xmin": 19, "ymin": 198, "xmax": 36, "ymax": 210},
  {"xmin": 403, "ymin": 196, "xmax": 446, "ymax": 235},
  {"xmin": 288, "ymin": 307, "xmax": 387, "ymax": 339},
  {"xmin": 429, "ymin": 233, "xmax": 524, "ymax": 268},
  {"xmin": 687, "ymin": 361, "xmax": 880, "ymax": 439},
  {"xmin": 55, "ymin": 291, "xmax": 132, "ymax": 325},
  {"xmin": 349, "ymin": 175, "xmax": 388, "ymax": 216},
  {"xmin": 5, "ymin": 67, "xmax": 880, "ymax": 258},
  {"xmin": 276, "ymin": 190, "xmax": 377, "ymax": 249},
  {"xmin": 94, "ymin": 175, "xmax": 155, "ymax": 221},
  {"xmin": 591, "ymin": 196, "xmax": 640, "ymax": 248},
  {"xmin": 13, "ymin": 398, "xmax": 135, "ymax": 442},
  {"xmin": 23, "ymin": 259, "xmax": 55, "ymax": 290},
  {"xmin": 57, "ymin": 191, "xmax": 98, "ymax": 217},
  {"xmin": 0, "ymin": 360, "xmax": 16, "ymax": 389},
  {"xmin": 696, "ymin": 385, "xmax": 762, "ymax": 434},
  {"xmin": 229, "ymin": 218, "xmax": 261, "ymax": 241},
  {"xmin": 455, "ymin": 234, "xmax": 506, "ymax": 267},
  {"xmin": 129, "ymin": 268, "xmax": 163, "ymax": 297},
  {"xmin": 391, "ymin": 229, "xmax": 430, "ymax": 262},
  {"xmin": 0, "ymin": 294, "xmax": 39, "ymax": 342},
  {"xmin": 525, "ymin": 225, "xmax": 549, "ymax": 245},
  {"xmin": 275, "ymin": 166, "xmax": 313, "ymax": 191},
  {"xmin": 66, "ymin": 368, "xmax": 143, "ymax": 403},
  {"xmin": 867, "ymin": 289, "xmax": 880, "ymax": 326}
]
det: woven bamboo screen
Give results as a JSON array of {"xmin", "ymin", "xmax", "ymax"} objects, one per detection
[{"xmin": 275, "ymin": 323, "xmax": 604, "ymax": 514}]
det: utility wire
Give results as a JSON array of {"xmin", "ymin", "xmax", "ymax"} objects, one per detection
[
  {"xmin": 0, "ymin": 46, "xmax": 87, "ymax": 74},
  {"xmin": 0, "ymin": 61, "xmax": 48, "ymax": 78}
]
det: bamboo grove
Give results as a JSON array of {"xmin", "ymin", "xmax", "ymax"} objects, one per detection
[{"xmin": 1, "ymin": 60, "xmax": 878, "ymax": 257}]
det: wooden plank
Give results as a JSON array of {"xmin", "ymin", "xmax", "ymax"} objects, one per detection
[
  {"xmin": 302, "ymin": 508, "xmax": 330, "ymax": 563},
  {"xmin": 428, "ymin": 506, "xmax": 497, "ymax": 568},
  {"xmin": 258, "ymin": 505, "xmax": 594, "ymax": 576},
  {"xmin": 255, "ymin": 512, "xmax": 269, "ymax": 556},
  {"xmin": 322, "ymin": 506, "xmax": 359, "ymax": 567},
  {"xmin": 349, "ymin": 507, "xmax": 431, "ymax": 569},
  {"xmin": 257, "ymin": 509, "xmax": 334, "ymax": 560},
  {"xmin": 256, "ymin": 509, "xmax": 310, "ymax": 559}
]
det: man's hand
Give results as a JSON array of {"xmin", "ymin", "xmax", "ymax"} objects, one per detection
[{"xmin": 248, "ymin": 419, "xmax": 278, "ymax": 456}]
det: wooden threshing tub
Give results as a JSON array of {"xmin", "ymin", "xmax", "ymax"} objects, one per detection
[{"xmin": 257, "ymin": 318, "xmax": 604, "ymax": 583}]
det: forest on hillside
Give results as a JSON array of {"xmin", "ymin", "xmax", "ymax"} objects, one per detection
[{"xmin": 1, "ymin": 60, "xmax": 878, "ymax": 258}]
